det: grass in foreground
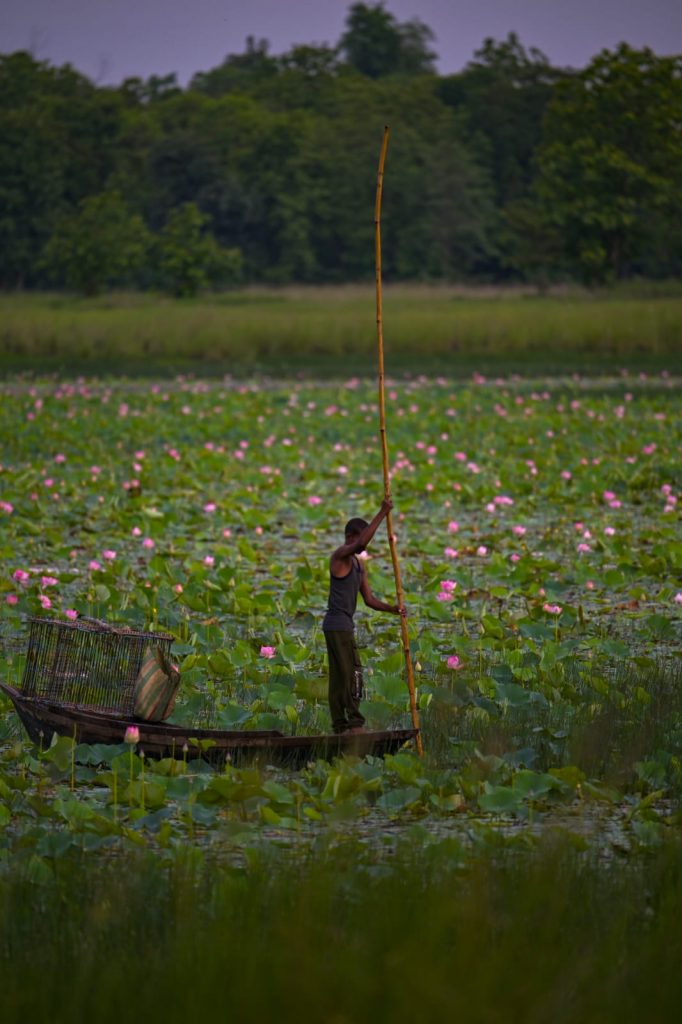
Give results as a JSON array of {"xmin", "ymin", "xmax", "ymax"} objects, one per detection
[{"xmin": 2, "ymin": 837, "xmax": 682, "ymax": 1023}]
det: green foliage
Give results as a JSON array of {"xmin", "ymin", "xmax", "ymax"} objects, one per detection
[
  {"xmin": 0, "ymin": 52, "xmax": 130, "ymax": 287},
  {"xmin": 1, "ymin": 20, "xmax": 680, "ymax": 289},
  {"xmin": 190, "ymin": 36, "xmax": 280, "ymax": 97},
  {"xmin": 41, "ymin": 191, "xmax": 151, "ymax": 295},
  {"xmin": 439, "ymin": 33, "xmax": 567, "ymax": 207},
  {"xmin": 156, "ymin": 202, "xmax": 242, "ymax": 297},
  {"xmin": 501, "ymin": 196, "xmax": 566, "ymax": 285},
  {"xmin": 535, "ymin": 46, "xmax": 682, "ymax": 283},
  {"xmin": 339, "ymin": 2, "xmax": 436, "ymax": 78}
]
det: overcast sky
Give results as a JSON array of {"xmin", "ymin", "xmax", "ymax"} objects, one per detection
[{"xmin": 3, "ymin": 0, "xmax": 681, "ymax": 85}]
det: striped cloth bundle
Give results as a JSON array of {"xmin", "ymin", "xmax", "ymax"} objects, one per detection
[{"xmin": 133, "ymin": 645, "xmax": 181, "ymax": 721}]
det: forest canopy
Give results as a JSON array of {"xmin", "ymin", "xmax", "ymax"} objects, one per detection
[{"xmin": 1, "ymin": 2, "xmax": 680, "ymax": 293}]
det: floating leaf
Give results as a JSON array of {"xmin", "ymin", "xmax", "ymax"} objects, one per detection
[
  {"xmin": 478, "ymin": 785, "xmax": 523, "ymax": 814},
  {"xmin": 377, "ymin": 786, "xmax": 422, "ymax": 814}
]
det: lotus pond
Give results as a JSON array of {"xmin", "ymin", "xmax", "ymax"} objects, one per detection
[
  {"xmin": 1, "ymin": 367, "xmax": 680, "ymax": 851},
  {"xmin": 1, "ymin": 367, "xmax": 681, "ymax": 1020}
]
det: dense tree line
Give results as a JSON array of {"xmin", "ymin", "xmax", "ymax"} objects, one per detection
[{"xmin": 1, "ymin": 2, "xmax": 680, "ymax": 293}]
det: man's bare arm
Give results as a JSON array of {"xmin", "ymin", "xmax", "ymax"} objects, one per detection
[
  {"xmin": 359, "ymin": 567, "xmax": 403, "ymax": 614},
  {"xmin": 331, "ymin": 498, "xmax": 393, "ymax": 565}
]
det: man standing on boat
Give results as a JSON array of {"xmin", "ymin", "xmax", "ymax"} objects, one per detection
[{"xmin": 323, "ymin": 499, "xmax": 404, "ymax": 734}]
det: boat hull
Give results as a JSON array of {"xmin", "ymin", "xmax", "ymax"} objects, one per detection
[{"xmin": 0, "ymin": 681, "xmax": 418, "ymax": 767}]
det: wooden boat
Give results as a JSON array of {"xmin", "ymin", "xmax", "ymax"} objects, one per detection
[{"xmin": 0, "ymin": 680, "xmax": 418, "ymax": 768}]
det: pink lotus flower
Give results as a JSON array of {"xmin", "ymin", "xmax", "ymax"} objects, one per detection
[
  {"xmin": 124, "ymin": 725, "xmax": 140, "ymax": 744},
  {"xmin": 444, "ymin": 547, "xmax": 459, "ymax": 559},
  {"xmin": 437, "ymin": 591, "xmax": 454, "ymax": 602},
  {"xmin": 5, "ymin": 593, "xmax": 18, "ymax": 606},
  {"xmin": 260, "ymin": 645, "xmax": 276, "ymax": 659},
  {"xmin": 446, "ymin": 655, "xmax": 462, "ymax": 670},
  {"xmin": 447, "ymin": 521, "xmax": 459, "ymax": 533},
  {"xmin": 512, "ymin": 525, "xmax": 526, "ymax": 536},
  {"xmin": 41, "ymin": 576, "xmax": 58, "ymax": 588},
  {"xmin": 440, "ymin": 580, "xmax": 457, "ymax": 592},
  {"xmin": 88, "ymin": 560, "xmax": 102, "ymax": 571},
  {"xmin": 0, "ymin": 501, "xmax": 13, "ymax": 514},
  {"xmin": 674, "ymin": 593, "xmax": 682, "ymax": 605},
  {"xmin": 131, "ymin": 526, "xmax": 142, "ymax": 537},
  {"xmin": 510, "ymin": 553, "xmax": 520, "ymax": 563},
  {"xmin": 543, "ymin": 603, "xmax": 562, "ymax": 615},
  {"xmin": 307, "ymin": 495, "xmax": 322, "ymax": 506},
  {"xmin": 65, "ymin": 609, "xmax": 78, "ymax": 620},
  {"xmin": 604, "ymin": 527, "xmax": 616, "ymax": 537},
  {"xmin": 102, "ymin": 550, "xmax": 117, "ymax": 561},
  {"xmin": 12, "ymin": 569, "xmax": 29, "ymax": 584},
  {"xmin": 38, "ymin": 595, "xmax": 52, "ymax": 610},
  {"xmin": 203, "ymin": 555, "xmax": 215, "ymax": 567},
  {"xmin": 476, "ymin": 546, "xmax": 488, "ymax": 557},
  {"xmin": 204, "ymin": 502, "xmax": 216, "ymax": 513},
  {"xmin": 577, "ymin": 543, "xmax": 591, "ymax": 553},
  {"xmin": 142, "ymin": 538, "xmax": 155, "ymax": 549}
]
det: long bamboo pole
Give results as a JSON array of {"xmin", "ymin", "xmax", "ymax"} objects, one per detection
[{"xmin": 374, "ymin": 125, "xmax": 423, "ymax": 756}]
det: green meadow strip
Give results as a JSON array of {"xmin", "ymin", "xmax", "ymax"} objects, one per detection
[{"xmin": 1, "ymin": 287, "xmax": 681, "ymax": 369}]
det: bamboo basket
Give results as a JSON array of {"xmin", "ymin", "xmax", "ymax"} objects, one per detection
[{"xmin": 20, "ymin": 616, "xmax": 174, "ymax": 715}]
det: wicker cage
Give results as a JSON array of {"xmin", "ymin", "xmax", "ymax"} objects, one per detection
[{"xmin": 21, "ymin": 616, "xmax": 175, "ymax": 714}]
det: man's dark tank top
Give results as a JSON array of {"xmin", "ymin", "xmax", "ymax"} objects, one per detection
[{"xmin": 322, "ymin": 556, "xmax": 362, "ymax": 631}]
